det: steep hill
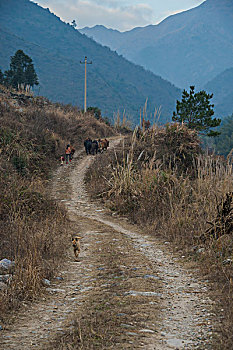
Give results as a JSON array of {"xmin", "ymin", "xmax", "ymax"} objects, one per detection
[
  {"xmin": 80, "ymin": 0, "xmax": 233, "ymax": 89},
  {"xmin": 0, "ymin": 82, "xmax": 118, "ymax": 326},
  {"xmin": 204, "ymin": 67, "xmax": 233, "ymax": 118},
  {"xmin": 0, "ymin": 0, "xmax": 180, "ymax": 124}
]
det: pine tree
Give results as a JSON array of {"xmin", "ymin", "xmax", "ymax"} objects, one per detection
[
  {"xmin": 172, "ymin": 86, "xmax": 221, "ymax": 137},
  {"xmin": 71, "ymin": 20, "xmax": 77, "ymax": 29},
  {"xmin": 4, "ymin": 50, "xmax": 39, "ymax": 90}
]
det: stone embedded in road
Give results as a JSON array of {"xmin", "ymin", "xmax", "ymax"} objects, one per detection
[
  {"xmin": 143, "ymin": 274, "xmax": 160, "ymax": 280},
  {"xmin": 0, "ymin": 259, "xmax": 15, "ymax": 271},
  {"xmin": 0, "ymin": 282, "xmax": 7, "ymax": 290},
  {"xmin": 121, "ymin": 324, "xmax": 134, "ymax": 329},
  {"xmin": 166, "ymin": 337, "xmax": 193, "ymax": 348},
  {"xmin": 139, "ymin": 329, "xmax": 156, "ymax": 333},
  {"xmin": 46, "ymin": 288, "xmax": 66, "ymax": 293},
  {"xmin": 0, "ymin": 274, "xmax": 11, "ymax": 283},
  {"xmin": 124, "ymin": 290, "xmax": 162, "ymax": 297},
  {"xmin": 43, "ymin": 279, "xmax": 51, "ymax": 286}
]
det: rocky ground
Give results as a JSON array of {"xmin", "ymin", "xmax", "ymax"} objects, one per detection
[{"xmin": 0, "ymin": 138, "xmax": 218, "ymax": 349}]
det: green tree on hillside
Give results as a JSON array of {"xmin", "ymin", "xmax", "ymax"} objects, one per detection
[
  {"xmin": 172, "ymin": 86, "xmax": 221, "ymax": 137},
  {"xmin": 70, "ymin": 20, "xmax": 77, "ymax": 28},
  {"xmin": 4, "ymin": 50, "xmax": 39, "ymax": 90},
  {"xmin": 214, "ymin": 114, "xmax": 233, "ymax": 156},
  {"xmin": 87, "ymin": 106, "xmax": 101, "ymax": 120}
]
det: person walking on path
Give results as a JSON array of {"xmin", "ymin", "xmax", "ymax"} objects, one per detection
[{"xmin": 65, "ymin": 144, "xmax": 71, "ymax": 164}]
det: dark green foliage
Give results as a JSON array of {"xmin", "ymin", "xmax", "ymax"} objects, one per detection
[
  {"xmin": 4, "ymin": 49, "xmax": 39, "ymax": 89},
  {"xmin": 87, "ymin": 107, "xmax": 112, "ymax": 127},
  {"xmin": 70, "ymin": 20, "xmax": 77, "ymax": 29},
  {"xmin": 102, "ymin": 116, "xmax": 111, "ymax": 126},
  {"xmin": 214, "ymin": 114, "xmax": 233, "ymax": 156},
  {"xmin": 12, "ymin": 155, "xmax": 27, "ymax": 174},
  {"xmin": 172, "ymin": 86, "xmax": 221, "ymax": 137},
  {"xmin": 0, "ymin": 69, "xmax": 4, "ymax": 84},
  {"xmin": 87, "ymin": 106, "xmax": 101, "ymax": 120}
]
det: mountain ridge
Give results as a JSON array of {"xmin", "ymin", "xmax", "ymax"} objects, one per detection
[
  {"xmin": 80, "ymin": 0, "xmax": 233, "ymax": 90},
  {"xmin": 0, "ymin": 0, "xmax": 181, "ymax": 123}
]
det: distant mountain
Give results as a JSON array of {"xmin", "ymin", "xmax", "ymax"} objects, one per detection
[
  {"xmin": 80, "ymin": 25, "xmax": 122, "ymax": 51},
  {"xmin": 80, "ymin": 0, "xmax": 233, "ymax": 89},
  {"xmin": 0, "ymin": 0, "xmax": 181, "ymax": 124},
  {"xmin": 204, "ymin": 67, "xmax": 233, "ymax": 118}
]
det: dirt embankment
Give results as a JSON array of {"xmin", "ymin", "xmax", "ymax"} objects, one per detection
[{"xmin": 0, "ymin": 138, "xmax": 218, "ymax": 349}]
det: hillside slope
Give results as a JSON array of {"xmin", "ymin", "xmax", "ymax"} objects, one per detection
[
  {"xmin": 80, "ymin": 0, "xmax": 233, "ymax": 89},
  {"xmin": 204, "ymin": 67, "xmax": 233, "ymax": 118},
  {"xmin": 0, "ymin": 84, "xmax": 115, "ymax": 320},
  {"xmin": 0, "ymin": 0, "xmax": 180, "ymax": 124}
]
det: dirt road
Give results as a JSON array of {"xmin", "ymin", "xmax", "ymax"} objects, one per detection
[{"xmin": 0, "ymin": 139, "xmax": 217, "ymax": 349}]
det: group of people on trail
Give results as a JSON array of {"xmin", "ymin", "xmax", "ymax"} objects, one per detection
[
  {"xmin": 60, "ymin": 137, "xmax": 109, "ymax": 165},
  {"xmin": 60, "ymin": 144, "xmax": 75, "ymax": 165},
  {"xmin": 84, "ymin": 138, "xmax": 109, "ymax": 155}
]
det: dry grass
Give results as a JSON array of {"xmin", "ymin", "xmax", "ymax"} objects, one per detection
[
  {"xmin": 86, "ymin": 124, "xmax": 233, "ymax": 349},
  {"xmin": 0, "ymin": 86, "xmax": 116, "ymax": 321},
  {"xmin": 47, "ymin": 226, "xmax": 160, "ymax": 350}
]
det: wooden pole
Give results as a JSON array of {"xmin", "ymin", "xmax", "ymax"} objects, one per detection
[{"xmin": 80, "ymin": 56, "xmax": 92, "ymax": 113}]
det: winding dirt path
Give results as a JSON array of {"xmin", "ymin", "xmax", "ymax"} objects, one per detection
[{"xmin": 0, "ymin": 138, "xmax": 217, "ymax": 349}]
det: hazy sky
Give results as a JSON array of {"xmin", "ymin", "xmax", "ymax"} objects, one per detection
[{"xmin": 32, "ymin": 0, "xmax": 205, "ymax": 31}]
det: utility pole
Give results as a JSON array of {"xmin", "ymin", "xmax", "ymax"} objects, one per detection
[{"xmin": 80, "ymin": 56, "xmax": 92, "ymax": 113}]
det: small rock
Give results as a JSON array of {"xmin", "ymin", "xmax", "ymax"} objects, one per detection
[
  {"xmin": 125, "ymin": 290, "xmax": 162, "ymax": 297},
  {"xmin": 55, "ymin": 276, "xmax": 63, "ymax": 281},
  {"xmin": 43, "ymin": 279, "xmax": 51, "ymax": 286},
  {"xmin": 121, "ymin": 324, "xmax": 134, "ymax": 329},
  {"xmin": 198, "ymin": 248, "xmax": 205, "ymax": 254},
  {"xmin": 139, "ymin": 329, "xmax": 155, "ymax": 334},
  {"xmin": 0, "ymin": 274, "xmax": 11, "ymax": 283},
  {"xmin": 166, "ymin": 338, "xmax": 192, "ymax": 348},
  {"xmin": 143, "ymin": 274, "xmax": 159, "ymax": 280},
  {"xmin": 0, "ymin": 259, "xmax": 15, "ymax": 271},
  {"xmin": 0, "ymin": 281, "xmax": 7, "ymax": 290},
  {"xmin": 46, "ymin": 288, "xmax": 65, "ymax": 293},
  {"xmin": 223, "ymin": 258, "xmax": 232, "ymax": 265}
]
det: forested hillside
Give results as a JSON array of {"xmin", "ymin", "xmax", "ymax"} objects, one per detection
[{"xmin": 0, "ymin": 0, "xmax": 180, "ymax": 124}]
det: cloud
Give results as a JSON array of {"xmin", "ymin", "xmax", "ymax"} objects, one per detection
[
  {"xmin": 32, "ymin": 0, "xmax": 205, "ymax": 30},
  {"xmin": 32, "ymin": 0, "xmax": 154, "ymax": 31}
]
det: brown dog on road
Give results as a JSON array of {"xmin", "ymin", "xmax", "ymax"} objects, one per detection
[{"xmin": 72, "ymin": 236, "xmax": 82, "ymax": 259}]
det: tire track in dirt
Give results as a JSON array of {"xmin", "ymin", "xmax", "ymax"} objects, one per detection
[
  {"xmin": 66, "ymin": 139, "xmax": 217, "ymax": 349},
  {"xmin": 0, "ymin": 138, "xmax": 216, "ymax": 349}
]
